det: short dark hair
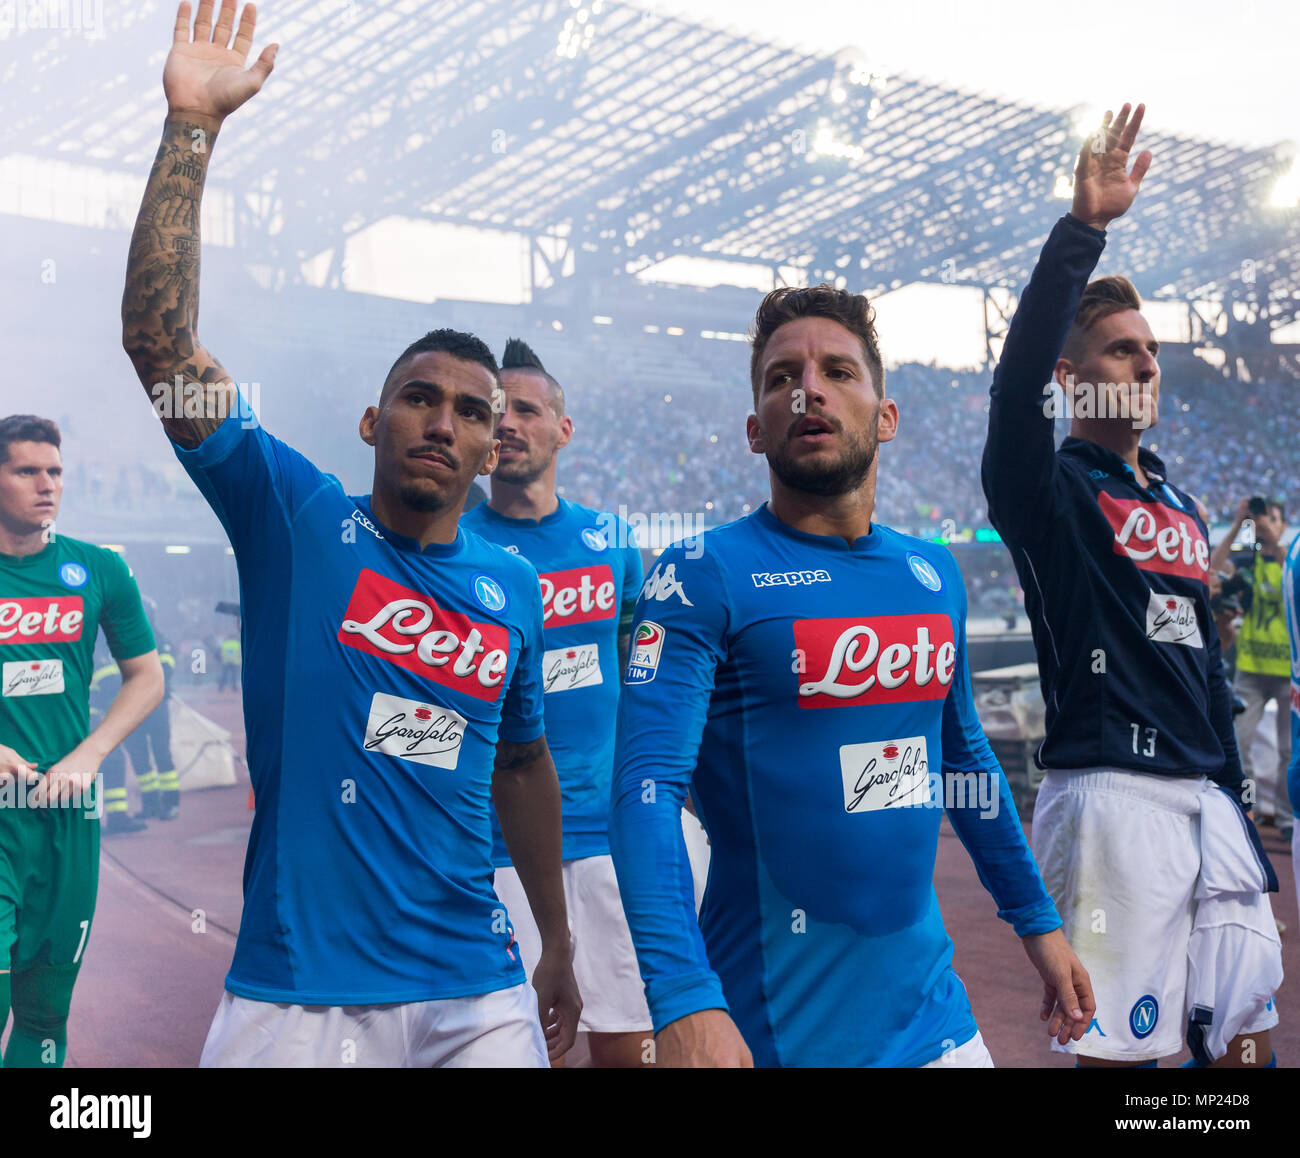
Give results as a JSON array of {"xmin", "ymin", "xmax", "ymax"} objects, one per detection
[
  {"xmin": 1063, "ymin": 276, "xmax": 1143, "ymax": 360},
  {"xmin": 0, "ymin": 415, "xmax": 61, "ymax": 465},
  {"xmin": 384, "ymin": 328, "xmax": 499, "ymax": 392},
  {"xmin": 1270, "ymin": 499, "xmax": 1287, "ymax": 523},
  {"xmin": 749, "ymin": 285, "xmax": 885, "ymax": 403},
  {"xmin": 501, "ymin": 337, "xmax": 565, "ymax": 416}
]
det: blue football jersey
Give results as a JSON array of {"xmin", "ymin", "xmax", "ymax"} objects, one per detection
[
  {"xmin": 609, "ymin": 503, "xmax": 1061, "ymax": 1067},
  {"xmin": 1284, "ymin": 533, "xmax": 1300, "ymax": 823},
  {"xmin": 174, "ymin": 397, "xmax": 546, "ymax": 1004},
  {"xmin": 460, "ymin": 498, "xmax": 642, "ymax": 863}
]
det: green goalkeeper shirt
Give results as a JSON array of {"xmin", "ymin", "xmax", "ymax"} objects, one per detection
[{"xmin": 0, "ymin": 534, "xmax": 154, "ymax": 771}]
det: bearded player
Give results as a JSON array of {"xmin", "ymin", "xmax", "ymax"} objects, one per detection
[
  {"xmin": 982, "ymin": 103, "xmax": 1281, "ymax": 1067},
  {"xmin": 0, "ymin": 415, "xmax": 163, "ymax": 1067},
  {"xmin": 121, "ymin": 0, "xmax": 579, "ymax": 1066},
  {"xmin": 461, "ymin": 339, "xmax": 650, "ymax": 1067},
  {"xmin": 608, "ymin": 287, "xmax": 1094, "ymax": 1066}
]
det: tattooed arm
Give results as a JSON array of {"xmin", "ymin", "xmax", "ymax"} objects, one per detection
[{"xmin": 121, "ymin": 0, "xmax": 277, "ymax": 448}]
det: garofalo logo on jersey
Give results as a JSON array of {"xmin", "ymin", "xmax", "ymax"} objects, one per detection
[
  {"xmin": 3, "ymin": 659, "xmax": 64, "ymax": 696},
  {"xmin": 539, "ymin": 565, "xmax": 617, "ymax": 626},
  {"xmin": 1098, "ymin": 493, "xmax": 1209, "ymax": 581},
  {"xmin": 338, "ymin": 569, "xmax": 510, "ymax": 702},
  {"xmin": 0, "ymin": 597, "xmax": 84, "ymax": 643},
  {"xmin": 363, "ymin": 692, "xmax": 466, "ymax": 769},
  {"xmin": 542, "ymin": 643, "xmax": 602, "ymax": 693},
  {"xmin": 1145, "ymin": 590, "xmax": 1204, "ymax": 648},
  {"xmin": 795, "ymin": 614, "xmax": 956, "ymax": 708}
]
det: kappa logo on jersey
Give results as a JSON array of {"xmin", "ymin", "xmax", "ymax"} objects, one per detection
[
  {"xmin": 2, "ymin": 659, "xmax": 64, "ymax": 697},
  {"xmin": 1098, "ymin": 492, "xmax": 1210, "ymax": 581},
  {"xmin": 472, "ymin": 573, "xmax": 508, "ymax": 614},
  {"xmin": 795, "ymin": 614, "xmax": 956, "ymax": 708},
  {"xmin": 580, "ymin": 527, "xmax": 608, "ymax": 552},
  {"xmin": 641, "ymin": 562, "xmax": 692, "ymax": 607},
  {"xmin": 539, "ymin": 564, "xmax": 617, "ymax": 626},
  {"xmin": 839, "ymin": 735, "xmax": 931, "ymax": 813},
  {"xmin": 906, "ymin": 554, "xmax": 944, "ymax": 593},
  {"xmin": 1145, "ymin": 590, "xmax": 1204, "ymax": 648},
  {"xmin": 0, "ymin": 597, "xmax": 84, "ymax": 644},
  {"xmin": 338, "ymin": 569, "xmax": 510, "ymax": 702},
  {"xmin": 350, "ymin": 507, "xmax": 384, "ymax": 540},
  {"xmin": 751, "ymin": 569, "xmax": 831, "ymax": 588},
  {"xmin": 627, "ymin": 621, "xmax": 665, "ymax": 683},
  {"xmin": 542, "ymin": 642, "xmax": 602, "ymax": 693},
  {"xmin": 363, "ymin": 691, "xmax": 466, "ymax": 769},
  {"xmin": 59, "ymin": 562, "xmax": 88, "ymax": 588},
  {"xmin": 1129, "ymin": 994, "xmax": 1159, "ymax": 1039}
]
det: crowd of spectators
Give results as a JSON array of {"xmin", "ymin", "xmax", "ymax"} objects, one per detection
[{"xmin": 55, "ymin": 324, "xmax": 1298, "ymax": 619}]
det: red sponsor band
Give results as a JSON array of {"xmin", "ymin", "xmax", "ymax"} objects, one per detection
[
  {"xmin": 338, "ymin": 569, "xmax": 510, "ymax": 702},
  {"xmin": 0, "ymin": 597, "xmax": 84, "ymax": 644},
  {"xmin": 794, "ymin": 613, "xmax": 956, "ymax": 708},
  {"xmin": 1098, "ymin": 492, "xmax": 1209, "ymax": 581},
  {"xmin": 539, "ymin": 564, "xmax": 616, "ymax": 626}
]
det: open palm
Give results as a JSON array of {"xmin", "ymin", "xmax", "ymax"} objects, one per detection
[
  {"xmin": 164, "ymin": 0, "xmax": 277, "ymax": 121},
  {"xmin": 1072, "ymin": 102, "xmax": 1152, "ymax": 229}
]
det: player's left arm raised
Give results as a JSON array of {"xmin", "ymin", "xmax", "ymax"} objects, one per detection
[{"xmin": 492, "ymin": 733, "xmax": 582, "ymax": 1059}]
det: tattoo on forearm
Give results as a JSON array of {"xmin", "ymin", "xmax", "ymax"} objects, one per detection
[
  {"xmin": 494, "ymin": 736, "xmax": 548, "ymax": 773},
  {"xmin": 122, "ymin": 117, "xmax": 235, "ymax": 448}
]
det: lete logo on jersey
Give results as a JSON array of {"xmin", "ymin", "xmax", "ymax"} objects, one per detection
[
  {"xmin": 1098, "ymin": 492, "xmax": 1209, "ymax": 581},
  {"xmin": 338, "ymin": 569, "xmax": 511, "ymax": 702},
  {"xmin": 795, "ymin": 614, "xmax": 956, "ymax": 708},
  {"xmin": 641, "ymin": 562, "xmax": 692, "ymax": 607},
  {"xmin": 539, "ymin": 565, "xmax": 616, "ymax": 626},
  {"xmin": 0, "ymin": 597, "xmax": 84, "ymax": 644}
]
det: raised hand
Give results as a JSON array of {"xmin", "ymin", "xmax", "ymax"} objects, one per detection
[
  {"xmin": 1071, "ymin": 103, "xmax": 1152, "ymax": 231},
  {"xmin": 164, "ymin": 0, "xmax": 277, "ymax": 125}
]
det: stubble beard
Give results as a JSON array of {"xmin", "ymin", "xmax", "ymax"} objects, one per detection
[{"xmin": 766, "ymin": 425, "xmax": 879, "ymax": 497}]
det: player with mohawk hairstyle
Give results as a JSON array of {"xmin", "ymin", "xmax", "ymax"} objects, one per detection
[{"xmin": 463, "ymin": 339, "xmax": 653, "ymax": 1067}]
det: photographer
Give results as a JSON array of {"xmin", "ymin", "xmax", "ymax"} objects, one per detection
[{"xmin": 1211, "ymin": 497, "xmax": 1292, "ymax": 838}]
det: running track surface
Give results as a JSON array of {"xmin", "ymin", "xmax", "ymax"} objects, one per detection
[{"xmin": 54, "ymin": 687, "xmax": 1298, "ymax": 1068}]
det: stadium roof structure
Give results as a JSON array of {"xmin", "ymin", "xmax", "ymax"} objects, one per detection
[{"xmin": 6, "ymin": 0, "xmax": 1298, "ymax": 330}]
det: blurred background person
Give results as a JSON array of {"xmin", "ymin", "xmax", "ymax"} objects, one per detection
[{"xmin": 1211, "ymin": 497, "xmax": 1292, "ymax": 839}]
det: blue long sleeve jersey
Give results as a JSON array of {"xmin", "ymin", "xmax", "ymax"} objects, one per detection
[
  {"xmin": 172, "ymin": 398, "xmax": 546, "ymax": 1005},
  {"xmin": 1284, "ymin": 533, "xmax": 1300, "ymax": 819},
  {"xmin": 981, "ymin": 214, "xmax": 1244, "ymax": 798},
  {"xmin": 608, "ymin": 504, "xmax": 1060, "ymax": 1067},
  {"xmin": 460, "ymin": 498, "xmax": 643, "ymax": 864}
]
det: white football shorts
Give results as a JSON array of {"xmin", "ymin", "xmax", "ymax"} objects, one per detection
[
  {"xmin": 1032, "ymin": 767, "xmax": 1280, "ymax": 1062},
  {"xmin": 199, "ymin": 981, "xmax": 549, "ymax": 1067},
  {"xmin": 919, "ymin": 1030, "xmax": 995, "ymax": 1068},
  {"xmin": 494, "ymin": 852, "xmax": 651, "ymax": 1035}
]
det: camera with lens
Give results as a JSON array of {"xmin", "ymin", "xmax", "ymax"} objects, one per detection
[{"xmin": 1210, "ymin": 570, "xmax": 1252, "ymax": 617}]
